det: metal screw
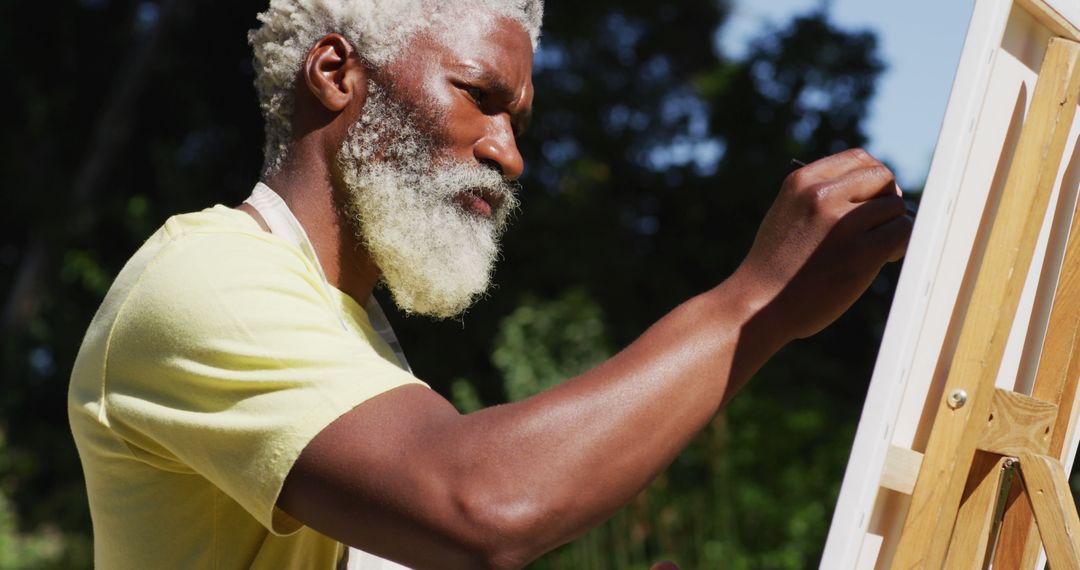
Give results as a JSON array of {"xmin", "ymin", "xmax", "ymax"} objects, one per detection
[{"xmin": 947, "ymin": 389, "xmax": 968, "ymax": 409}]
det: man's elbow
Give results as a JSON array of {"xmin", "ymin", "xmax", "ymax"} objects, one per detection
[{"xmin": 452, "ymin": 485, "xmax": 559, "ymax": 570}]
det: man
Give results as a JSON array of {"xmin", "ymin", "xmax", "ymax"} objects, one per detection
[{"xmin": 68, "ymin": 1, "xmax": 912, "ymax": 568}]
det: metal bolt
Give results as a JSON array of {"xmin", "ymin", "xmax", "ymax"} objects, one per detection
[{"xmin": 947, "ymin": 389, "xmax": 968, "ymax": 409}]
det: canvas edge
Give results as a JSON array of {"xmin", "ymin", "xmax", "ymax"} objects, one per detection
[{"xmin": 818, "ymin": 1, "xmax": 1015, "ymax": 567}]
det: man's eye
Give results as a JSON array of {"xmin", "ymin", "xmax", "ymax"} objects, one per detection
[{"xmin": 464, "ymin": 86, "xmax": 484, "ymax": 104}]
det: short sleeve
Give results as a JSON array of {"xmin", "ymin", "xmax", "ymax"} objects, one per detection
[{"xmin": 102, "ymin": 230, "xmax": 426, "ymax": 534}]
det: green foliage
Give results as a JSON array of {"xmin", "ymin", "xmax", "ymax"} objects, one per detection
[
  {"xmin": 494, "ymin": 289, "xmax": 613, "ymax": 402},
  {"xmin": 60, "ymin": 250, "xmax": 113, "ymax": 297},
  {"xmin": 0, "ymin": 431, "xmax": 90, "ymax": 569},
  {"xmin": 450, "ymin": 379, "xmax": 486, "ymax": 414},
  {"xmin": 0, "ymin": 490, "xmax": 62, "ymax": 570},
  {"xmin": 452, "ymin": 288, "xmax": 610, "ymax": 409}
]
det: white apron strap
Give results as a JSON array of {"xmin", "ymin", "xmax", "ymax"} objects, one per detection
[
  {"xmin": 243, "ymin": 183, "xmax": 411, "ymax": 371},
  {"xmin": 243, "ymin": 183, "xmax": 415, "ymax": 569}
]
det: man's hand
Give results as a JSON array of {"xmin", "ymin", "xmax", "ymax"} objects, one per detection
[{"xmin": 735, "ymin": 148, "xmax": 912, "ymax": 341}]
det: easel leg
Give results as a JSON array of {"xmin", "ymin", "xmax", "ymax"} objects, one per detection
[
  {"xmin": 1019, "ymin": 453, "xmax": 1080, "ymax": 568},
  {"xmin": 991, "ymin": 481, "xmax": 1042, "ymax": 569},
  {"xmin": 943, "ymin": 454, "xmax": 1010, "ymax": 570}
]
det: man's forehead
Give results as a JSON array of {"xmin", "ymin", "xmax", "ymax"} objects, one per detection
[
  {"xmin": 418, "ymin": 13, "xmax": 535, "ymax": 100},
  {"xmin": 381, "ymin": 19, "xmax": 524, "ymax": 79},
  {"xmin": 375, "ymin": 10, "xmax": 535, "ymax": 132},
  {"xmin": 430, "ymin": 10, "xmax": 533, "ymax": 58}
]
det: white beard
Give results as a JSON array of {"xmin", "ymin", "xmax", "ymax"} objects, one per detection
[{"xmin": 336, "ymin": 81, "xmax": 520, "ymax": 319}]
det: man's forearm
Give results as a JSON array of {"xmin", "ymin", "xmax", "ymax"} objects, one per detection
[
  {"xmin": 280, "ymin": 272, "xmax": 783, "ymax": 569},
  {"xmin": 417, "ymin": 271, "xmax": 786, "ymax": 564}
]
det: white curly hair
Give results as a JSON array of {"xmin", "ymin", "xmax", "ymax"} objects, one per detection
[{"xmin": 249, "ymin": 0, "xmax": 544, "ymax": 175}]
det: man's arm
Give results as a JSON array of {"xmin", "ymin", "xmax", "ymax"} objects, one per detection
[{"xmin": 277, "ymin": 149, "xmax": 912, "ymax": 569}]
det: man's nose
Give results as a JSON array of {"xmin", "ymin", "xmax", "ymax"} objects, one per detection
[{"xmin": 473, "ymin": 120, "xmax": 524, "ymax": 181}]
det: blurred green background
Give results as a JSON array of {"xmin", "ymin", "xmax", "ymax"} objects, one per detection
[{"xmin": 0, "ymin": 0, "xmax": 910, "ymax": 567}]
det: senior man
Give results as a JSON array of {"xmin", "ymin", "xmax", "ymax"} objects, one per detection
[{"xmin": 69, "ymin": 1, "xmax": 912, "ymax": 568}]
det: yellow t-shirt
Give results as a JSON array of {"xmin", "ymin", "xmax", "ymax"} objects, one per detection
[{"xmin": 68, "ymin": 205, "xmax": 426, "ymax": 569}]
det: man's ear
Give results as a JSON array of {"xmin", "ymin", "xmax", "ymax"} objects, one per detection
[{"xmin": 303, "ymin": 33, "xmax": 367, "ymax": 112}]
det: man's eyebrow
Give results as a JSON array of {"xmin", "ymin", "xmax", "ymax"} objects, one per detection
[{"xmin": 457, "ymin": 64, "xmax": 532, "ymax": 135}]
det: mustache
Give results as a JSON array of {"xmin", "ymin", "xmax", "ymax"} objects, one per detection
[{"xmin": 426, "ymin": 159, "xmax": 522, "ymax": 218}]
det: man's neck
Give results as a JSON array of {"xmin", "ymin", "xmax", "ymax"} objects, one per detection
[{"xmin": 258, "ymin": 146, "xmax": 382, "ymax": 306}]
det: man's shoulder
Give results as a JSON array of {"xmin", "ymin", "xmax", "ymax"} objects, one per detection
[
  {"xmin": 154, "ymin": 204, "xmax": 290, "ymax": 256},
  {"xmin": 122, "ymin": 204, "xmax": 315, "ymax": 297},
  {"xmin": 77, "ymin": 205, "xmax": 325, "ymax": 362},
  {"xmin": 69, "ymin": 204, "xmax": 342, "ymax": 405}
]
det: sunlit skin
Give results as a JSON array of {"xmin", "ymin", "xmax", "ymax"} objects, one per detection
[
  {"xmin": 382, "ymin": 15, "xmax": 533, "ymax": 218},
  {"xmin": 239, "ymin": 13, "xmax": 911, "ymax": 570}
]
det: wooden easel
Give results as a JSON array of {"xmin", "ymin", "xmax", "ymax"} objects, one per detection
[{"xmin": 881, "ymin": 37, "xmax": 1080, "ymax": 569}]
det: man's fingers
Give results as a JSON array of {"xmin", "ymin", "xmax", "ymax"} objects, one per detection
[
  {"xmin": 823, "ymin": 164, "xmax": 896, "ymax": 205},
  {"xmin": 865, "ymin": 212, "xmax": 914, "ymax": 263},
  {"xmin": 649, "ymin": 561, "xmax": 679, "ymax": 570},
  {"xmin": 839, "ymin": 194, "xmax": 908, "ymax": 234},
  {"xmin": 789, "ymin": 150, "xmax": 898, "ymax": 207},
  {"xmin": 791, "ymin": 148, "xmax": 881, "ymax": 185}
]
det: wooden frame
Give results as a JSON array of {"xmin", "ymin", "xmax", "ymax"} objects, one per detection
[{"xmin": 821, "ymin": 1, "xmax": 1080, "ymax": 568}]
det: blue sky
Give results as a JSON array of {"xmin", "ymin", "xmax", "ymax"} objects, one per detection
[{"xmin": 720, "ymin": 0, "xmax": 977, "ymax": 188}]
